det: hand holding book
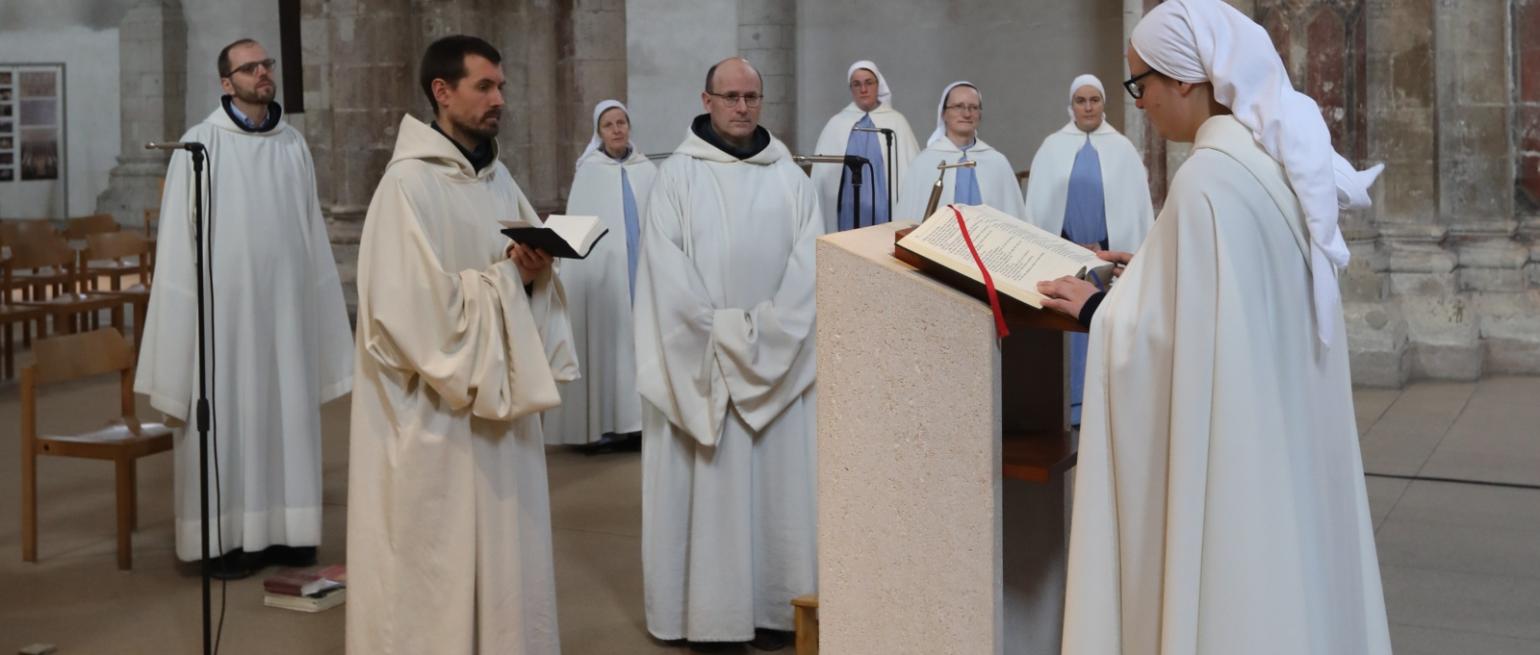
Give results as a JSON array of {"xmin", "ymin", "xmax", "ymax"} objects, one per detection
[{"xmin": 500, "ymin": 214, "xmax": 608, "ymax": 259}]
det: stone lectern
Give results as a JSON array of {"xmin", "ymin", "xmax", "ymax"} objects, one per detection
[{"xmin": 816, "ymin": 221, "xmax": 1078, "ymax": 655}]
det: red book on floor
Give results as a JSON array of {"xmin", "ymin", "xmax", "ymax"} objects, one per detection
[{"xmin": 263, "ymin": 564, "xmax": 346, "ymax": 597}]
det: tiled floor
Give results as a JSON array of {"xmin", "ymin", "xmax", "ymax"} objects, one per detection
[{"xmin": 0, "ymin": 377, "xmax": 1536, "ymax": 653}]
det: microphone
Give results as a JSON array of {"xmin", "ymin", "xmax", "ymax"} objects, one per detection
[
  {"xmin": 145, "ymin": 141, "xmax": 206, "ymax": 152},
  {"xmin": 923, "ymin": 160, "xmax": 978, "ymax": 220},
  {"xmin": 794, "ymin": 155, "xmax": 869, "ymax": 183}
]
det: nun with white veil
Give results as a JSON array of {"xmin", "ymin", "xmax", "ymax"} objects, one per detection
[
  {"xmin": 895, "ymin": 81, "xmax": 1027, "ymax": 221},
  {"xmin": 810, "ymin": 60, "xmax": 921, "ymax": 233},
  {"xmin": 1034, "ymin": 1, "xmax": 1393, "ymax": 653},
  {"xmin": 543, "ymin": 100, "xmax": 656, "ymax": 451}
]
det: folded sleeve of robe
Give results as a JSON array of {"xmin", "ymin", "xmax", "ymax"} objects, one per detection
[
  {"xmin": 635, "ymin": 163, "xmax": 820, "ymax": 447},
  {"xmin": 360, "ymin": 173, "xmax": 576, "ymax": 424},
  {"xmin": 134, "ymin": 147, "xmax": 199, "ymax": 421},
  {"xmin": 299, "ymin": 145, "xmax": 357, "ymax": 404}
]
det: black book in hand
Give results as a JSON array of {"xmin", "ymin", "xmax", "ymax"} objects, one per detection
[{"xmin": 500, "ymin": 215, "xmax": 609, "ymax": 259}]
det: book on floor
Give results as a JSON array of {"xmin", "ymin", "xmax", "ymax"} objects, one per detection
[
  {"xmin": 263, "ymin": 563, "xmax": 346, "ymax": 597},
  {"xmin": 264, "ymin": 586, "xmax": 346, "ymax": 613},
  {"xmin": 500, "ymin": 214, "xmax": 608, "ymax": 259},
  {"xmin": 895, "ymin": 203, "xmax": 1114, "ymax": 309}
]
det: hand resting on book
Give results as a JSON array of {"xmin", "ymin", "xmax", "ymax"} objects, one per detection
[{"xmin": 1038, "ymin": 250, "xmax": 1132, "ymax": 320}]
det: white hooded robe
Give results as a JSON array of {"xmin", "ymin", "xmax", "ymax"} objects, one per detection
[
  {"xmin": 896, "ymin": 137, "xmax": 1026, "ymax": 221},
  {"xmin": 544, "ymin": 146, "xmax": 656, "ymax": 444},
  {"xmin": 1024, "ymin": 120, "xmax": 1154, "ymax": 252},
  {"xmin": 810, "ymin": 102, "xmax": 920, "ymax": 233},
  {"xmin": 635, "ymin": 123, "xmax": 821, "ymax": 642},
  {"xmin": 345, "ymin": 114, "xmax": 578, "ymax": 655},
  {"xmin": 134, "ymin": 104, "xmax": 354, "ymax": 561},
  {"xmin": 1061, "ymin": 115, "xmax": 1391, "ymax": 655}
]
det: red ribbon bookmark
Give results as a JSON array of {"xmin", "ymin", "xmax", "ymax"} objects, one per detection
[{"xmin": 950, "ymin": 205, "xmax": 1009, "ymax": 339}]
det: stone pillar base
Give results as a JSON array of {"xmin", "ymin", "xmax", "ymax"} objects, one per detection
[{"xmin": 96, "ymin": 157, "xmax": 170, "ymax": 229}]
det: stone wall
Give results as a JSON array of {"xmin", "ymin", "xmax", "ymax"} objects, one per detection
[
  {"xmin": 1252, "ymin": 0, "xmax": 1537, "ymax": 384},
  {"xmin": 96, "ymin": 0, "xmax": 1540, "ymax": 384},
  {"xmin": 295, "ymin": 0, "xmax": 627, "ymax": 311}
]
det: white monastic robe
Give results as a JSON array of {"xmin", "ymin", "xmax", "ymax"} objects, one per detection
[
  {"xmin": 1025, "ymin": 121, "xmax": 1154, "ymax": 252},
  {"xmin": 896, "ymin": 137, "xmax": 1026, "ymax": 221},
  {"xmin": 811, "ymin": 91, "xmax": 920, "ymax": 233},
  {"xmin": 1062, "ymin": 115, "xmax": 1391, "ymax": 654},
  {"xmin": 543, "ymin": 146, "xmax": 656, "ymax": 445},
  {"xmin": 135, "ymin": 103, "xmax": 353, "ymax": 561},
  {"xmin": 346, "ymin": 114, "xmax": 577, "ymax": 655},
  {"xmin": 636, "ymin": 122, "xmax": 821, "ymax": 642}
]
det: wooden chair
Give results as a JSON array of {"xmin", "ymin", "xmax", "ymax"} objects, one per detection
[
  {"xmin": 7, "ymin": 236, "xmax": 127, "ymax": 337},
  {"xmin": 83, "ymin": 232, "xmax": 152, "ymax": 353},
  {"xmin": 20, "ymin": 328, "xmax": 173, "ymax": 570},
  {"xmin": 143, "ymin": 207, "xmax": 160, "ymax": 284},
  {"xmin": 65, "ymin": 214, "xmax": 122, "ymax": 291},
  {"xmin": 1, "ymin": 220, "xmax": 72, "ymax": 305},
  {"xmin": 0, "ymin": 302, "xmax": 44, "ymax": 379},
  {"xmin": 63, "ymin": 213, "xmax": 120, "ymax": 240},
  {"xmin": 792, "ymin": 594, "xmax": 819, "ymax": 655}
]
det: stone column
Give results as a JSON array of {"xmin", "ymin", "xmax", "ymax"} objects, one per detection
[
  {"xmin": 564, "ymin": 0, "xmax": 628, "ymax": 205},
  {"xmin": 1513, "ymin": 0, "xmax": 1540, "ymax": 285},
  {"xmin": 738, "ymin": 0, "xmax": 795, "ymax": 146},
  {"xmin": 1427, "ymin": 0, "xmax": 1524, "ymax": 377},
  {"xmin": 1124, "ymin": 0, "xmax": 1169, "ymax": 208},
  {"xmin": 96, "ymin": 0, "xmax": 187, "ymax": 229}
]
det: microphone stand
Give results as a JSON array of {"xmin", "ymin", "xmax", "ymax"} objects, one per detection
[
  {"xmin": 853, "ymin": 126, "xmax": 896, "ymax": 224},
  {"xmin": 924, "ymin": 159, "xmax": 978, "ymax": 220},
  {"xmin": 149, "ymin": 141, "xmax": 214, "ymax": 655},
  {"xmin": 793, "ymin": 154, "xmax": 871, "ymax": 229},
  {"xmin": 191, "ymin": 143, "xmax": 213, "ymax": 655}
]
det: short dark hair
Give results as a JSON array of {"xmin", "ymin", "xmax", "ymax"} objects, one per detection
[
  {"xmin": 420, "ymin": 35, "xmax": 502, "ymax": 112},
  {"xmin": 217, "ymin": 38, "xmax": 259, "ymax": 78},
  {"xmin": 704, "ymin": 57, "xmax": 763, "ymax": 94}
]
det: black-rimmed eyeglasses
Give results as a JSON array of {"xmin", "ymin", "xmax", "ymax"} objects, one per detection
[
  {"xmin": 1123, "ymin": 69, "xmax": 1161, "ymax": 100},
  {"xmin": 230, "ymin": 58, "xmax": 277, "ymax": 77}
]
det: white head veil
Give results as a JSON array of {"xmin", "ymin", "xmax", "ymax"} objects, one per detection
[
  {"xmin": 1131, "ymin": 0, "xmax": 1384, "ymax": 347},
  {"xmin": 847, "ymin": 60, "xmax": 892, "ymax": 107},
  {"xmin": 928, "ymin": 81, "xmax": 980, "ymax": 148},
  {"xmin": 577, "ymin": 99, "xmax": 636, "ymax": 170},
  {"xmin": 1067, "ymin": 74, "xmax": 1105, "ymax": 120}
]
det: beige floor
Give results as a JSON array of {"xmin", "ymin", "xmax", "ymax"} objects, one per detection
[{"xmin": 1, "ymin": 375, "xmax": 1537, "ymax": 654}]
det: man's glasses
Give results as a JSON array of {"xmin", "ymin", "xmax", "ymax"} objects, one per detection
[
  {"xmin": 1123, "ymin": 69, "xmax": 1160, "ymax": 100},
  {"xmin": 707, "ymin": 92, "xmax": 764, "ymax": 108},
  {"xmin": 230, "ymin": 58, "xmax": 277, "ymax": 77},
  {"xmin": 944, "ymin": 103, "xmax": 982, "ymax": 114}
]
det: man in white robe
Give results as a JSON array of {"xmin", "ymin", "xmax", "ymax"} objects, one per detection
[
  {"xmin": 810, "ymin": 60, "xmax": 920, "ymax": 232},
  {"xmin": 544, "ymin": 100, "xmax": 655, "ymax": 452},
  {"xmin": 896, "ymin": 81, "xmax": 1027, "ymax": 221},
  {"xmin": 636, "ymin": 57, "xmax": 820, "ymax": 650},
  {"xmin": 1036, "ymin": 2, "xmax": 1392, "ymax": 652},
  {"xmin": 346, "ymin": 36, "xmax": 576, "ymax": 655},
  {"xmin": 1024, "ymin": 74, "xmax": 1154, "ymax": 425},
  {"xmin": 135, "ymin": 38, "xmax": 353, "ymax": 576}
]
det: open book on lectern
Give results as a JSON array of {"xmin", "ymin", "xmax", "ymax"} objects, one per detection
[{"xmin": 894, "ymin": 204, "xmax": 1114, "ymax": 309}]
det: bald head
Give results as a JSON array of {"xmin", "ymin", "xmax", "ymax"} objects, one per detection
[
  {"xmin": 704, "ymin": 57, "xmax": 763, "ymax": 94},
  {"xmin": 701, "ymin": 57, "xmax": 765, "ymax": 148}
]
